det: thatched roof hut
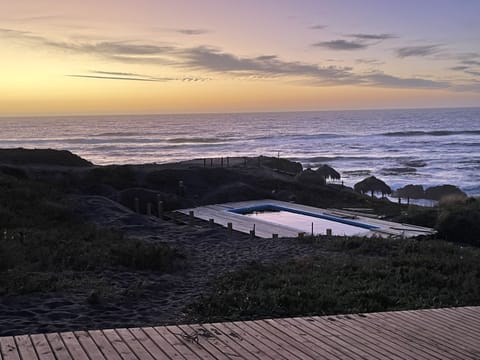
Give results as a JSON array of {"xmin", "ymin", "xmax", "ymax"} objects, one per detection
[
  {"xmin": 295, "ymin": 168, "xmax": 327, "ymax": 186},
  {"xmin": 392, "ymin": 184, "xmax": 425, "ymax": 199},
  {"xmin": 315, "ymin": 164, "xmax": 341, "ymax": 180},
  {"xmin": 354, "ymin": 176, "xmax": 392, "ymax": 198}
]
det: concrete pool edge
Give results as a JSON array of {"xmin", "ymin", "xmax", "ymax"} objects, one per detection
[{"xmin": 177, "ymin": 199, "xmax": 437, "ymax": 239}]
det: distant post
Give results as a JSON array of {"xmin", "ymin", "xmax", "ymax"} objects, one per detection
[
  {"xmin": 227, "ymin": 157, "xmax": 230, "ymax": 167},
  {"xmin": 189, "ymin": 211, "xmax": 194, "ymax": 226},
  {"xmin": 221, "ymin": 157, "xmax": 224, "ymax": 167},
  {"xmin": 326, "ymin": 228, "xmax": 332, "ymax": 236},
  {"xmin": 157, "ymin": 197, "xmax": 164, "ymax": 219},
  {"xmin": 227, "ymin": 222, "xmax": 233, "ymax": 235},
  {"xmin": 209, "ymin": 218, "xmax": 214, "ymax": 227},
  {"xmin": 272, "ymin": 233, "xmax": 278, "ymax": 239},
  {"xmin": 146, "ymin": 203, "xmax": 152, "ymax": 216}
]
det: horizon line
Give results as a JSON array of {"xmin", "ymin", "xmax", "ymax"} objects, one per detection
[{"xmin": 1, "ymin": 105, "xmax": 480, "ymax": 119}]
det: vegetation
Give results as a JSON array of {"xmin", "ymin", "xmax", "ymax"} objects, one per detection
[
  {"xmin": 0, "ymin": 148, "xmax": 93, "ymax": 167},
  {"xmin": 436, "ymin": 197, "xmax": 480, "ymax": 246},
  {"xmin": 0, "ymin": 174, "xmax": 182, "ymax": 295},
  {"xmin": 188, "ymin": 236, "xmax": 480, "ymax": 322}
]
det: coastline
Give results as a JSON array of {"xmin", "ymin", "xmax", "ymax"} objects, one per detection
[{"xmin": 0, "ymin": 149, "xmax": 478, "ymax": 336}]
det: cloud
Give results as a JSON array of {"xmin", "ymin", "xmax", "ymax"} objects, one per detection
[
  {"xmin": 309, "ymin": 25, "xmax": 326, "ymax": 30},
  {"xmin": 0, "ymin": 27, "xmax": 173, "ymax": 63},
  {"xmin": 462, "ymin": 60, "xmax": 480, "ymax": 66},
  {"xmin": 396, "ymin": 44, "xmax": 442, "ymax": 58},
  {"xmin": 180, "ymin": 46, "xmax": 359, "ymax": 84},
  {"xmin": 348, "ymin": 33, "xmax": 397, "ymax": 40},
  {"xmin": 175, "ymin": 28, "xmax": 209, "ymax": 35},
  {"xmin": 450, "ymin": 66, "xmax": 470, "ymax": 71},
  {"xmin": 67, "ymin": 74, "xmax": 167, "ymax": 82},
  {"xmin": 364, "ymin": 72, "xmax": 449, "ymax": 89},
  {"xmin": 68, "ymin": 70, "xmax": 208, "ymax": 82},
  {"xmin": 0, "ymin": 27, "xmax": 461, "ymax": 91},
  {"xmin": 355, "ymin": 58, "xmax": 385, "ymax": 65},
  {"xmin": 312, "ymin": 39, "xmax": 367, "ymax": 50}
]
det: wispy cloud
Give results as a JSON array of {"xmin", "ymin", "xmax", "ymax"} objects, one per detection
[
  {"xmin": 355, "ymin": 58, "xmax": 385, "ymax": 65},
  {"xmin": 309, "ymin": 25, "xmax": 326, "ymax": 30},
  {"xmin": 450, "ymin": 66, "xmax": 470, "ymax": 71},
  {"xmin": 348, "ymin": 33, "xmax": 397, "ymax": 40},
  {"xmin": 313, "ymin": 39, "xmax": 367, "ymax": 50},
  {"xmin": 175, "ymin": 28, "xmax": 210, "ymax": 35},
  {"xmin": 0, "ymin": 27, "xmax": 461, "ymax": 91},
  {"xmin": 462, "ymin": 59, "xmax": 480, "ymax": 66},
  {"xmin": 364, "ymin": 72, "xmax": 449, "ymax": 89},
  {"xmin": 68, "ymin": 70, "xmax": 207, "ymax": 82},
  {"xmin": 396, "ymin": 44, "xmax": 442, "ymax": 58},
  {"xmin": 180, "ymin": 46, "xmax": 359, "ymax": 84},
  {"xmin": 67, "ymin": 74, "xmax": 166, "ymax": 82}
]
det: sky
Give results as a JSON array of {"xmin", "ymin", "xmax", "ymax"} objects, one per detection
[{"xmin": 1, "ymin": 0, "xmax": 480, "ymax": 115}]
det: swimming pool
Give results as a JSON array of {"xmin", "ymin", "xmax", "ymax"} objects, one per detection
[{"xmin": 228, "ymin": 204, "xmax": 378, "ymax": 236}]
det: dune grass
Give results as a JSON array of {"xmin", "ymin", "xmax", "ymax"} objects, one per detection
[
  {"xmin": 0, "ymin": 174, "xmax": 182, "ymax": 295},
  {"xmin": 188, "ymin": 236, "xmax": 480, "ymax": 322}
]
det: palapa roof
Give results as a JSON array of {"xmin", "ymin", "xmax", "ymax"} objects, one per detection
[
  {"xmin": 315, "ymin": 164, "xmax": 341, "ymax": 180},
  {"xmin": 354, "ymin": 176, "xmax": 392, "ymax": 195}
]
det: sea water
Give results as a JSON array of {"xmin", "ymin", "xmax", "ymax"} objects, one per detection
[{"xmin": 1, "ymin": 107, "xmax": 479, "ymax": 196}]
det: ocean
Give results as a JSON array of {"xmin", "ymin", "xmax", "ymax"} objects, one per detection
[{"xmin": 1, "ymin": 107, "xmax": 479, "ymax": 196}]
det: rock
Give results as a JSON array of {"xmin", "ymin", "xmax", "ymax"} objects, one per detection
[
  {"xmin": 424, "ymin": 185, "xmax": 467, "ymax": 201},
  {"xmin": 0, "ymin": 148, "xmax": 92, "ymax": 167}
]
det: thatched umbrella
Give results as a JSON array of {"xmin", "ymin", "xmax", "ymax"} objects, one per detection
[
  {"xmin": 392, "ymin": 184, "xmax": 425, "ymax": 199},
  {"xmin": 295, "ymin": 168, "xmax": 326, "ymax": 186},
  {"xmin": 354, "ymin": 176, "xmax": 392, "ymax": 198},
  {"xmin": 315, "ymin": 164, "xmax": 341, "ymax": 181}
]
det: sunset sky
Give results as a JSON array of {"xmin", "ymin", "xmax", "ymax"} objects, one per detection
[{"xmin": 1, "ymin": 0, "xmax": 480, "ymax": 115}]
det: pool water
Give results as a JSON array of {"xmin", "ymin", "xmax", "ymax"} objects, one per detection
[{"xmin": 245, "ymin": 210, "xmax": 372, "ymax": 236}]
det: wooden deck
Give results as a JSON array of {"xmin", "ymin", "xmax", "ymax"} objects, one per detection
[
  {"xmin": 1, "ymin": 307, "xmax": 479, "ymax": 359},
  {"xmin": 178, "ymin": 200, "xmax": 436, "ymax": 239}
]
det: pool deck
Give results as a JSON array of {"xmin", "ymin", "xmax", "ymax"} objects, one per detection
[
  {"xmin": 177, "ymin": 200, "xmax": 436, "ymax": 238},
  {"xmin": 1, "ymin": 306, "xmax": 479, "ymax": 359}
]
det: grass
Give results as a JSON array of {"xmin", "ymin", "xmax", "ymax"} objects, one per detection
[
  {"xmin": 0, "ymin": 173, "xmax": 183, "ymax": 295},
  {"xmin": 188, "ymin": 236, "xmax": 480, "ymax": 322}
]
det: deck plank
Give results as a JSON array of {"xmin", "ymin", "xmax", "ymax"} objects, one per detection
[
  {"xmin": 115, "ymin": 328, "xmax": 156, "ymax": 360},
  {"xmin": 74, "ymin": 331, "xmax": 107, "ymax": 360},
  {"xmin": 60, "ymin": 332, "xmax": 90, "ymax": 360},
  {"xmin": 2, "ymin": 307, "xmax": 480, "ymax": 360},
  {"xmin": 314, "ymin": 315, "xmax": 438, "ymax": 360},
  {"xmin": 29, "ymin": 334, "xmax": 55, "ymax": 360},
  {"xmin": 363, "ymin": 311, "xmax": 470, "ymax": 360},
  {"xmin": 264, "ymin": 318, "xmax": 359, "ymax": 360},
  {"xmin": 228, "ymin": 321, "xmax": 302, "ymax": 360},
  {"xmin": 140, "ymin": 327, "xmax": 185, "ymax": 360},
  {"xmin": 246, "ymin": 320, "xmax": 316, "ymax": 360},
  {"xmin": 0, "ymin": 337, "xmax": 20, "ymax": 360},
  {"xmin": 182, "ymin": 324, "xmax": 244, "ymax": 359},
  {"xmin": 153, "ymin": 326, "xmax": 202, "ymax": 360},
  {"xmin": 209, "ymin": 322, "xmax": 271, "ymax": 360},
  {"xmin": 168, "ymin": 325, "xmax": 218, "ymax": 360},
  {"xmin": 45, "ymin": 333, "xmax": 73, "ymax": 360},
  {"xmin": 285, "ymin": 317, "xmax": 390, "ymax": 360},
  {"xmin": 88, "ymin": 330, "xmax": 123, "ymax": 360},
  {"xmin": 102, "ymin": 329, "xmax": 139, "ymax": 360},
  {"xmin": 13, "ymin": 335, "xmax": 38, "ymax": 360}
]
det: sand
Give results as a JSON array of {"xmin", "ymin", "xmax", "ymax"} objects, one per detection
[{"xmin": 0, "ymin": 195, "xmax": 326, "ymax": 336}]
